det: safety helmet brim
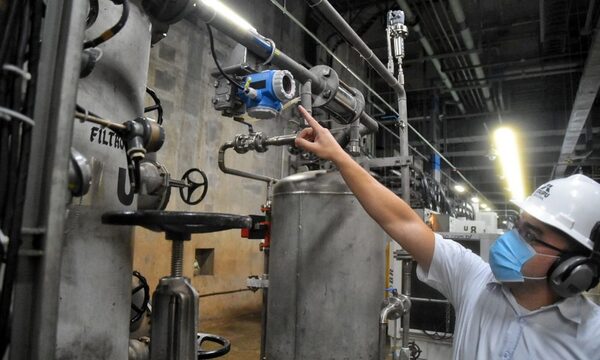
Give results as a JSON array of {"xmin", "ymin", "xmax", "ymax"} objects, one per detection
[{"xmin": 511, "ymin": 198, "xmax": 594, "ymax": 251}]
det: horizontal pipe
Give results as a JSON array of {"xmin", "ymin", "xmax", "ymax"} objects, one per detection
[
  {"xmin": 264, "ymin": 134, "xmax": 297, "ymax": 147},
  {"xmin": 195, "ymin": 4, "xmax": 323, "ymax": 91},
  {"xmin": 195, "ymin": 2, "xmax": 379, "ymax": 135}
]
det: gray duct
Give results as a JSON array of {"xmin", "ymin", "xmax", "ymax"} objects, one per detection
[
  {"xmin": 448, "ymin": 0, "xmax": 494, "ymax": 112},
  {"xmin": 396, "ymin": 0, "xmax": 466, "ymax": 114},
  {"xmin": 553, "ymin": 15, "xmax": 600, "ymax": 177}
]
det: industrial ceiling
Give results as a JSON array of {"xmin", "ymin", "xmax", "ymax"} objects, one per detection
[{"xmin": 310, "ymin": 0, "xmax": 600, "ymax": 208}]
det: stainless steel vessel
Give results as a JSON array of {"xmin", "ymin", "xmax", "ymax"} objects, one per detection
[{"xmin": 266, "ymin": 170, "xmax": 386, "ymax": 359}]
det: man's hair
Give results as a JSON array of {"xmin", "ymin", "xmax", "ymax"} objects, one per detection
[{"xmin": 549, "ymin": 224, "xmax": 590, "ymax": 255}]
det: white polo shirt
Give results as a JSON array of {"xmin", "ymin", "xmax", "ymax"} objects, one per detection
[{"xmin": 416, "ymin": 234, "xmax": 600, "ymax": 360}]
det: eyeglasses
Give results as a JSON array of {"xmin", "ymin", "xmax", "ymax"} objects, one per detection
[{"xmin": 515, "ymin": 219, "xmax": 568, "ymax": 255}]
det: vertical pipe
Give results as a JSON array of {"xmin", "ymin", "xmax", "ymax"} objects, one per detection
[
  {"xmin": 398, "ymin": 65, "xmax": 410, "ymax": 206},
  {"xmin": 378, "ymin": 323, "xmax": 389, "ymax": 360},
  {"xmin": 300, "ymin": 80, "xmax": 313, "ymax": 116},
  {"xmin": 260, "ymin": 250, "xmax": 269, "ymax": 360},
  {"xmin": 401, "ymin": 259, "xmax": 412, "ymax": 347}
]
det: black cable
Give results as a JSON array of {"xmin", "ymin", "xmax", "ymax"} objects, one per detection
[
  {"xmin": 0, "ymin": 0, "xmax": 20, "ymax": 66},
  {"xmin": 86, "ymin": 0, "xmax": 100, "ymax": 29},
  {"xmin": 83, "ymin": 0, "xmax": 129, "ymax": 49},
  {"xmin": 205, "ymin": 23, "xmax": 244, "ymax": 90},
  {"xmin": 0, "ymin": 0, "xmax": 42, "ymax": 355}
]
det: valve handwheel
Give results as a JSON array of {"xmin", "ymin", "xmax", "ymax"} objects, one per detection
[
  {"xmin": 197, "ymin": 333, "xmax": 231, "ymax": 359},
  {"xmin": 180, "ymin": 168, "xmax": 208, "ymax": 205},
  {"xmin": 131, "ymin": 270, "xmax": 150, "ymax": 324}
]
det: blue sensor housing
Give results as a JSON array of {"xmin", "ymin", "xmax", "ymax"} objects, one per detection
[{"xmin": 238, "ymin": 70, "xmax": 295, "ymax": 119}]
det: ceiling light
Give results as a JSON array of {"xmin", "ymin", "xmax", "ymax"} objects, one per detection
[
  {"xmin": 200, "ymin": 0, "xmax": 257, "ymax": 32},
  {"xmin": 471, "ymin": 196, "xmax": 480, "ymax": 203},
  {"xmin": 493, "ymin": 127, "xmax": 526, "ymax": 202},
  {"xmin": 454, "ymin": 184, "xmax": 466, "ymax": 193}
]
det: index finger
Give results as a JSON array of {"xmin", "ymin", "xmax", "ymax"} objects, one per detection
[{"xmin": 298, "ymin": 105, "xmax": 323, "ymax": 131}]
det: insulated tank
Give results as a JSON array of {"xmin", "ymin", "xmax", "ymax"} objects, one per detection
[
  {"xmin": 266, "ymin": 170, "xmax": 386, "ymax": 359},
  {"xmin": 54, "ymin": 1, "xmax": 151, "ymax": 359}
]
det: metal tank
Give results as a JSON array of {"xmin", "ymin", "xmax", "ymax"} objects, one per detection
[
  {"xmin": 266, "ymin": 170, "xmax": 386, "ymax": 359},
  {"xmin": 54, "ymin": 1, "xmax": 152, "ymax": 359}
]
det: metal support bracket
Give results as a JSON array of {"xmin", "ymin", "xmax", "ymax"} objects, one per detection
[{"xmin": 368, "ymin": 156, "xmax": 412, "ymax": 169}]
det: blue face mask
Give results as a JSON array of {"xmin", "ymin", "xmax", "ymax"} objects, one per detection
[{"xmin": 489, "ymin": 229, "xmax": 558, "ymax": 282}]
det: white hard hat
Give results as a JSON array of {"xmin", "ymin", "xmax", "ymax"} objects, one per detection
[{"xmin": 511, "ymin": 174, "xmax": 600, "ymax": 251}]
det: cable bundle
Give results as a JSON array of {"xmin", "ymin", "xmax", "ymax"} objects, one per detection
[{"xmin": 0, "ymin": 0, "xmax": 43, "ymax": 356}]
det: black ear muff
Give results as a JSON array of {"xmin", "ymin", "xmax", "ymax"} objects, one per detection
[{"xmin": 549, "ymin": 255, "xmax": 597, "ymax": 298}]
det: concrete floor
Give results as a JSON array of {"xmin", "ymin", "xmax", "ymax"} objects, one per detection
[
  {"xmin": 199, "ymin": 311, "xmax": 395, "ymax": 360},
  {"xmin": 200, "ymin": 312, "xmax": 263, "ymax": 359}
]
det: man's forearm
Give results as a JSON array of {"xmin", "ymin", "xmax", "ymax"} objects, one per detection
[{"xmin": 332, "ymin": 152, "xmax": 435, "ymax": 268}]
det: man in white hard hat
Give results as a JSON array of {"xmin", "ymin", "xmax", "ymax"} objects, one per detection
[{"xmin": 295, "ymin": 106, "xmax": 600, "ymax": 359}]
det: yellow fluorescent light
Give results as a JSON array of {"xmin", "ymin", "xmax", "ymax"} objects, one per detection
[
  {"xmin": 493, "ymin": 127, "xmax": 525, "ymax": 201},
  {"xmin": 200, "ymin": 0, "xmax": 257, "ymax": 32}
]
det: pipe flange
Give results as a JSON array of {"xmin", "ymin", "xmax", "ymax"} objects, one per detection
[
  {"xmin": 309, "ymin": 65, "xmax": 339, "ymax": 108},
  {"xmin": 348, "ymin": 88, "xmax": 365, "ymax": 123},
  {"xmin": 252, "ymin": 132, "xmax": 269, "ymax": 153}
]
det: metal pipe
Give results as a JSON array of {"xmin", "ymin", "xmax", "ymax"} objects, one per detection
[
  {"xmin": 218, "ymin": 142, "xmax": 278, "ymax": 184},
  {"xmin": 401, "ymin": 260, "xmax": 412, "ymax": 348},
  {"xmin": 268, "ymin": 0, "xmax": 492, "ymax": 205},
  {"xmin": 306, "ymin": 0, "xmax": 404, "ymax": 97},
  {"xmin": 195, "ymin": 3, "xmax": 321, "ymax": 89},
  {"xmin": 193, "ymin": 1, "xmax": 378, "ymax": 135},
  {"xmin": 378, "ymin": 323, "xmax": 389, "ymax": 360},
  {"xmin": 260, "ymin": 250, "xmax": 269, "ymax": 360},
  {"xmin": 74, "ymin": 111, "xmax": 127, "ymax": 131},
  {"xmin": 582, "ymin": 0, "xmax": 598, "ymax": 35},
  {"xmin": 379, "ymin": 292, "xmax": 411, "ymax": 360},
  {"xmin": 300, "ymin": 80, "xmax": 313, "ymax": 115},
  {"xmin": 396, "ymin": 0, "xmax": 466, "ymax": 113},
  {"xmin": 333, "ymin": 124, "xmax": 370, "ymax": 148},
  {"xmin": 263, "ymin": 134, "xmax": 297, "ymax": 147},
  {"xmin": 409, "ymin": 296, "xmax": 449, "ymax": 304},
  {"xmin": 435, "ymin": 1, "xmax": 487, "ymax": 110},
  {"xmin": 448, "ymin": 0, "xmax": 494, "ymax": 111}
]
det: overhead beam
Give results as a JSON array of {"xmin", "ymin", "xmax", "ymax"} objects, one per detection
[
  {"xmin": 410, "ymin": 127, "xmax": 600, "ymax": 145},
  {"xmin": 553, "ymin": 15, "xmax": 600, "ymax": 177},
  {"xmin": 444, "ymin": 142, "xmax": 600, "ymax": 158},
  {"xmin": 458, "ymin": 159, "xmax": 600, "ymax": 171}
]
